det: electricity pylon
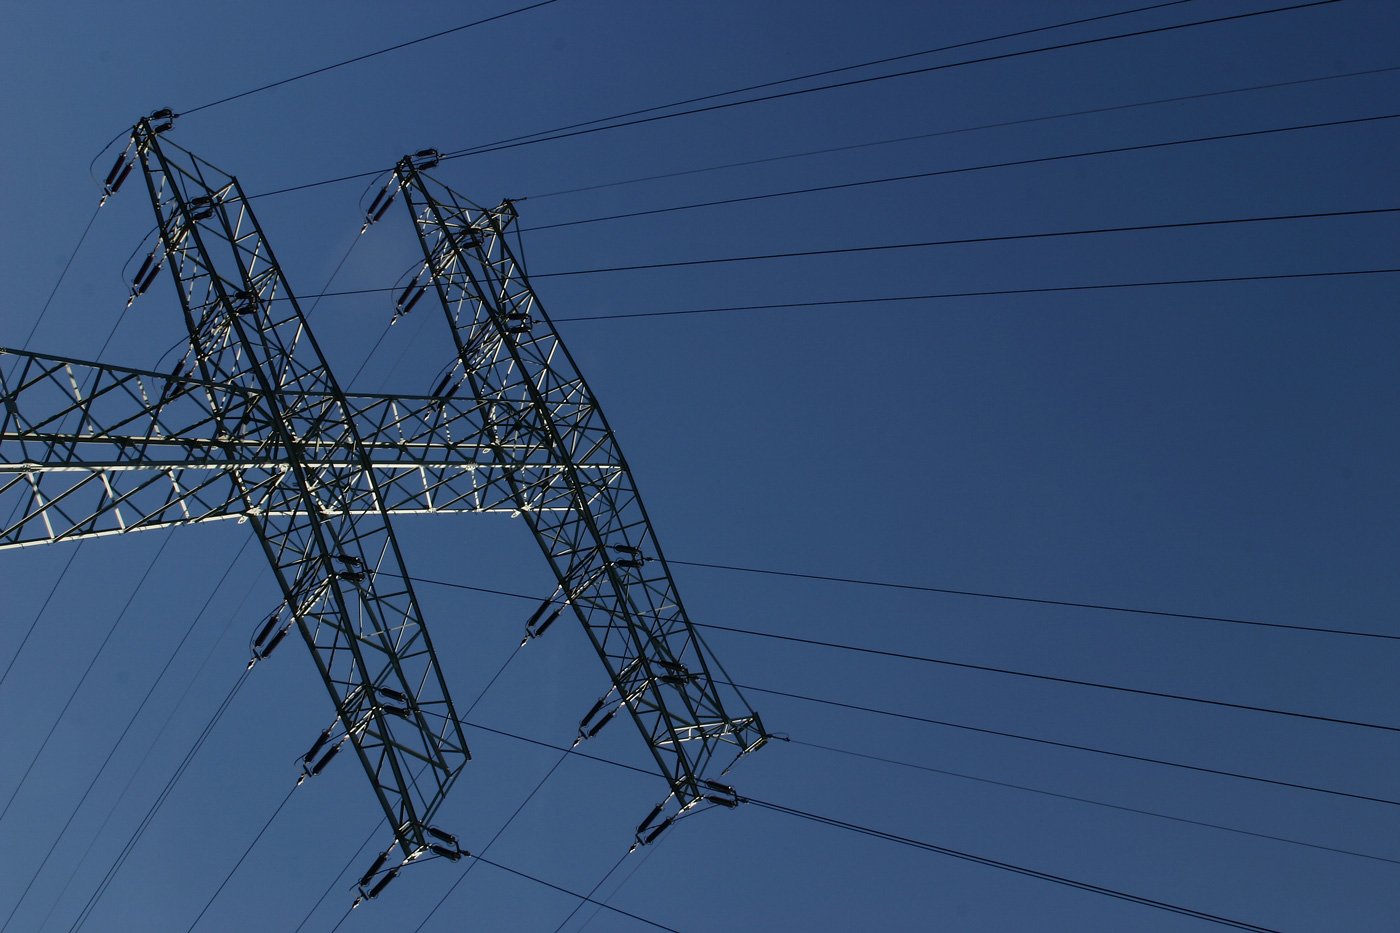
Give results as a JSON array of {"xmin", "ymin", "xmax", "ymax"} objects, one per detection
[
  {"xmin": 0, "ymin": 117, "xmax": 767, "ymax": 901},
  {"xmin": 371, "ymin": 156, "xmax": 768, "ymax": 845}
]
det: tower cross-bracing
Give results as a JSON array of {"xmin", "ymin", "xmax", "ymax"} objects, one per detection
[{"xmin": 0, "ymin": 115, "xmax": 766, "ymax": 902}]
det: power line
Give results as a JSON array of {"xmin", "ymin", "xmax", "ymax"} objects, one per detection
[
  {"xmin": 698, "ymin": 621, "xmax": 1400, "ymax": 734},
  {"xmin": 292, "ymin": 824, "xmax": 375, "ymax": 933},
  {"xmin": 327, "ymin": 904, "xmax": 354, "ymax": 933},
  {"xmin": 67, "ymin": 669, "xmax": 251, "ymax": 933},
  {"xmin": 574, "ymin": 843, "xmax": 662, "ymax": 933},
  {"xmin": 35, "ymin": 565, "xmax": 266, "ymax": 932},
  {"xmin": 179, "ymin": 0, "xmax": 566, "ymax": 116},
  {"xmin": 413, "ymin": 751, "xmax": 572, "ymax": 931},
  {"xmin": 523, "ymin": 64, "xmax": 1400, "ymax": 201},
  {"xmin": 465, "ymin": 721, "xmax": 656, "ymax": 780},
  {"xmin": 468, "ymin": 0, "xmax": 1208, "ymax": 165},
  {"xmin": 439, "ymin": 667, "xmax": 1400, "ymax": 859},
  {"xmin": 394, "ymin": 713, "xmax": 1316, "ymax": 930},
  {"xmin": 0, "ymin": 533, "xmax": 174, "ymax": 827},
  {"xmin": 548, "ymin": 268, "xmax": 1400, "ymax": 322},
  {"xmin": 436, "ymin": 1, "xmax": 1344, "ymax": 165},
  {"xmin": 412, "ymin": 646, "xmax": 599, "ymax": 929},
  {"xmin": 528, "ymin": 206, "xmax": 1400, "ymax": 279},
  {"xmin": 185, "ymin": 784, "xmax": 297, "ymax": 932},
  {"xmin": 669, "ymin": 560, "xmax": 1400, "ymax": 642},
  {"xmin": 295, "ymin": 644, "xmax": 527, "ymax": 931},
  {"xmin": 248, "ymin": 0, "xmax": 1344, "ymax": 201},
  {"xmin": 471, "ymin": 855, "xmax": 682, "ymax": 932},
  {"xmin": 736, "ymin": 682, "xmax": 1400, "ymax": 808},
  {"xmin": 519, "ymin": 113, "xmax": 1400, "ymax": 234},
  {"xmin": 550, "ymin": 849, "xmax": 630, "ymax": 933},
  {"xmin": 2, "ymin": 536, "xmax": 255, "ymax": 930},
  {"xmin": 280, "ymin": 266, "xmax": 1400, "ymax": 307},
  {"xmin": 392, "ymin": 571, "xmax": 1400, "ymax": 817},
  {"xmin": 397, "ymin": 564, "xmax": 1396, "ymax": 646},
  {"xmin": 433, "ymin": 713, "xmax": 1400, "ymax": 911},
  {"xmin": 786, "ymin": 738, "xmax": 1400, "ymax": 866},
  {"xmin": 287, "ymin": 727, "xmax": 658, "ymax": 930},
  {"xmin": 743, "ymin": 797, "xmax": 1277, "ymax": 932},
  {"xmin": 428, "ymin": 714, "xmax": 1400, "ymax": 896},
  {"xmin": 390, "ymin": 571, "xmax": 1398, "ymax": 733},
  {"xmin": 22, "ymin": 205, "xmax": 101, "ymax": 349},
  {"xmin": 0, "ymin": 543, "xmax": 83, "ymax": 691},
  {"xmin": 449, "ymin": 717, "xmax": 1400, "ymax": 872}
]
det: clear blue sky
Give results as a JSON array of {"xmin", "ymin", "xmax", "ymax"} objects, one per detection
[{"xmin": 2, "ymin": 1, "xmax": 1398, "ymax": 930}]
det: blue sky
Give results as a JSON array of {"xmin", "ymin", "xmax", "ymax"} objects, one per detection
[{"xmin": 2, "ymin": 1, "xmax": 1398, "ymax": 930}]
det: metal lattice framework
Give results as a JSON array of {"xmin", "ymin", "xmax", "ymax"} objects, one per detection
[
  {"xmin": 379, "ymin": 158, "xmax": 767, "ymax": 842},
  {"xmin": 0, "ymin": 118, "xmax": 766, "ymax": 901}
]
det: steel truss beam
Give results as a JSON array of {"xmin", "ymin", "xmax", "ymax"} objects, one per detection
[
  {"xmin": 102, "ymin": 119, "xmax": 467, "ymax": 878},
  {"xmin": 0, "ymin": 347, "xmax": 622, "ymax": 548},
  {"xmin": 385, "ymin": 159, "xmax": 767, "ymax": 844}
]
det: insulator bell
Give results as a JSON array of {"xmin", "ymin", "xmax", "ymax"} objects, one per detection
[
  {"xmin": 253, "ymin": 615, "xmax": 279, "ymax": 646},
  {"xmin": 102, "ymin": 152, "xmax": 127, "ymax": 189},
  {"xmin": 362, "ymin": 185, "xmax": 399, "ymax": 230},
  {"xmin": 534, "ymin": 606, "xmax": 563, "ymax": 635},
  {"xmin": 410, "ymin": 148, "xmax": 440, "ymax": 169},
  {"xmin": 358, "ymin": 849, "xmax": 391, "ymax": 888},
  {"xmin": 148, "ymin": 108, "xmax": 176, "ymax": 133},
  {"xmin": 130, "ymin": 251, "xmax": 162, "ymax": 299},
  {"xmin": 303, "ymin": 728, "xmax": 332, "ymax": 763},
  {"xmin": 259, "ymin": 625, "xmax": 289, "ymax": 659},
  {"xmin": 367, "ymin": 867, "xmax": 399, "ymax": 898},
  {"xmin": 584, "ymin": 707, "xmax": 618, "ymax": 739},
  {"xmin": 640, "ymin": 816, "xmax": 675, "ymax": 845},
  {"xmin": 310, "ymin": 743, "xmax": 342, "ymax": 776},
  {"xmin": 396, "ymin": 285, "xmax": 425, "ymax": 317}
]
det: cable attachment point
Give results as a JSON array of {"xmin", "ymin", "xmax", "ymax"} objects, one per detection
[
  {"xmin": 408, "ymin": 148, "xmax": 440, "ymax": 171},
  {"xmin": 630, "ymin": 798, "xmax": 677, "ymax": 851},
  {"xmin": 99, "ymin": 143, "xmax": 136, "ymax": 206},
  {"xmin": 393, "ymin": 283, "xmax": 425, "ymax": 324},
  {"xmin": 491, "ymin": 197, "xmax": 522, "ymax": 230},
  {"xmin": 154, "ymin": 359, "xmax": 190, "ymax": 407},
  {"xmin": 575, "ymin": 654, "xmax": 697, "ymax": 745},
  {"xmin": 502, "ymin": 311, "xmax": 533, "ymax": 335},
  {"xmin": 351, "ymin": 846, "xmax": 399, "ymax": 908},
  {"xmin": 187, "ymin": 195, "xmax": 215, "ymax": 222},
  {"xmin": 574, "ymin": 656, "xmax": 642, "ymax": 745},
  {"xmin": 126, "ymin": 247, "xmax": 164, "ymax": 308},
  {"xmin": 247, "ymin": 605, "xmax": 293, "ymax": 670},
  {"xmin": 521, "ymin": 596, "xmax": 564, "ymax": 645},
  {"xmin": 361, "ymin": 180, "xmax": 402, "ymax": 233},
  {"xmin": 148, "ymin": 108, "xmax": 177, "ymax": 134},
  {"xmin": 701, "ymin": 779, "xmax": 740, "ymax": 809},
  {"xmin": 419, "ymin": 825, "xmax": 466, "ymax": 861},
  {"xmin": 297, "ymin": 723, "xmax": 347, "ymax": 784},
  {"xmin": 609, "ymin": 544, "xmax": 648, "ymax": 572}
]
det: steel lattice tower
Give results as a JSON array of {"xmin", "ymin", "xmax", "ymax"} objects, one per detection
[{"xmin": 0, "ymin": 116, "xmax": 767, "ymax": 902}]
